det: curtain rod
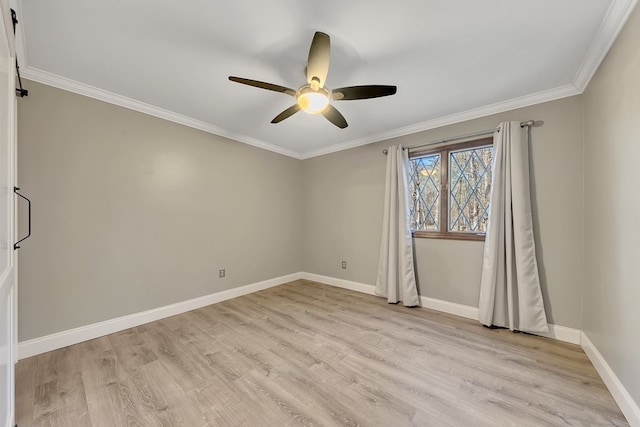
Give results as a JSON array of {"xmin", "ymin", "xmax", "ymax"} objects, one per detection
[{"xmin": 382, "ymin": 120, "xmax": 535, "ymax": 155}]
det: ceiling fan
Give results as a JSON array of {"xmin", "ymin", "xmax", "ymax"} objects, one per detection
[{"xmin": 229, "ymin": 32, "xmax": 397, "ymax": 129}]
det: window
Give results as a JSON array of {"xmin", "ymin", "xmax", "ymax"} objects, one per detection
[{"xmin": 409, "ymin": 137, "xmax": 494, "ymax": 240}]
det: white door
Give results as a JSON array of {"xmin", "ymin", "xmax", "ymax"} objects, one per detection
[{"xmin": 0, "ymin": 1, "xmax": 16, "ymax": 425}]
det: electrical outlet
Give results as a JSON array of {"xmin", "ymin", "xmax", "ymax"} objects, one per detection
[
  {"xmin": 342, "ymin": 261, "xmax": 347, "ymax": 269},
  {"xmin": 219, "ymin": 268, "xmax": 225, "ymax": 278}
]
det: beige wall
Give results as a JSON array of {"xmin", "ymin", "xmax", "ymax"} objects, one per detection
[
  {"xmin": 583, "ymin": 4, "xmax": 640, "ymax": 406},
  {"xmin": 303, "ymin": 95, "xmax": 584, "ymax": 327},
  {"xmin": 17, "ymin": 81, "xmax": 303, "ymax": 341},
  {"xmin": 18, "ymin": 82, "xmax": 586, "ymax": 342}
]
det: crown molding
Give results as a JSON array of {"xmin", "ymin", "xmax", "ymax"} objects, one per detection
[
  {"xmin": 298, "ymin": 84, "xmax": 580, "ymax": 159},
  {"xmin": 20, "ymin": 66, "xmax": 303, "ymax": 159},
  {"xmin": 19, "ymin": 65, "xmax": 580, "ymax": 161},
  {"xmin": 573, "ymin": 0, "xmax": 639, "ymax": 92},
  {"xmin": 293, "ymin": 0, "xmax": 639, "ymax": 160},
  {"xmin": 11, "ymin": 0, "xmax": 636, "ymax": 160}
]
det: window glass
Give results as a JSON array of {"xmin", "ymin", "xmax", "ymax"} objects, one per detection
[
  {"xmin": 449, "ymin": 146, "xmax": 493, "ymax": 233},
  {"xmin": 409, "ymin": 154, "xmax": 441, "ymax": 231},
  {"xmin": 408, "ymin": 139, "xmax": 493, "ymax": 240}
]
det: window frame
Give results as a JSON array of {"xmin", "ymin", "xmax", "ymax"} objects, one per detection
[{"xmin": 409, "ymin": 137, "xmax": 494, "ymax": 241}]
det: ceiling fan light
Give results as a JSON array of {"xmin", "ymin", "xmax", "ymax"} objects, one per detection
[
  {"xmin": 297, "ymin": 86, "xmax": 330, "ymax": 114},
  {"xmin": 298, "ymin": 92, "xmax": 329, "ymax": 114}
]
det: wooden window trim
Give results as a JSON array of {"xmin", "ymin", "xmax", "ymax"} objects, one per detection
[
  {"xmin": 412, "ymin": 230, "xmax": 486, "ymax": 241},
  {"xmin": 409, "ymin": 137, "xmax": 493, "ymax": 241}
]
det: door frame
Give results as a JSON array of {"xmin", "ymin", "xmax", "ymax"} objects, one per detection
[{"xmin": 0, "ymin": 0, "xmax": 17, "ymax": 425}]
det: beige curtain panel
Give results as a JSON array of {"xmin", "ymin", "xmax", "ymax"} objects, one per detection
[
  {"xmin": 479, "ymin": 121, "xmax": 548, "ymax": 333},
  {"xmin": 375, "ymin": 145, "xmax": 420, "ymax": 306}
]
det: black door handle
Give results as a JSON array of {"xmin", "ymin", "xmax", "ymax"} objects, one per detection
[{"xmin": 14, "ymin": 186, "xmax": 31, "ymax": 250}]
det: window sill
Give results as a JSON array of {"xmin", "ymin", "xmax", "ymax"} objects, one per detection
[{"xmin": 412, "ymin": 231, "xmax": 486, "ymax": 242}]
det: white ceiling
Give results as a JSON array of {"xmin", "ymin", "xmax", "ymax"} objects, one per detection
[{"xmin": 11, "ymin": 0, "xmax": 638, "ymax": 158}]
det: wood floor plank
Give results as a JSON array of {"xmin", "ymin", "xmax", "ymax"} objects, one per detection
[
  {"xmin": 79, "ymin": 337, "xmax": 161, "ymax": 427},
  {"xmin": 15, "ymin": 353, "xmax": 37, "ymax": 425},
  {"xmin": 16, "ymin": 280, "xmax": 628, "ymax": 426}
]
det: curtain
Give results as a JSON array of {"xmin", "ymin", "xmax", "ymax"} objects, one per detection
[
  {"xmin": 478, "ymin": 121, "xmax": 548, "ymax": 333},
  {"xmin": 375, "ymin": 145, "xmax": 420, "ymax": 306}
]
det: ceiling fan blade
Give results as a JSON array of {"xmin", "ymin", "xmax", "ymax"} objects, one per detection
[
  {"xmin": 306, "ymin": 32, "xmax": 330, "ymax": 87},
  {"xmin": 271, "ymin": 105, "xmax": 301, "ymax": 123},
  {"xmin": 332, "ymin": 85, "xmax": 397, "ymax": 101},
  {"xmin": 229, "ymin": 76, "xmax": 296, "ymax": 96},
  {"xmin": 322, "ymin": 104, "xmax": 348, "ymax": 129}
]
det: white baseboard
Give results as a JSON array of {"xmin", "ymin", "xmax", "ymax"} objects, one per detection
[
  {"xmin": 581, "ymin": 333, "xmax": 640, "ymax": 426},
  {"xmin": 535, "ymin": 324, "xmax": 583, "ymax": 345},
  {"xmin": 18, "ymin": 272, "xmax": 302, "ymax": 360},
  {"xmin": 301, "ymin": 272, "xmax": 377, "ymax": 295},
  {"xmin": 420, "ymin": 296, "xmax": 480, "ymax": 320},
  {"xmin": 16, "ymin": 271, "xmax": 635, "ymax": 425},
  {"xmin": 18, "ymin": 271, "xmax": 582, "ymax": 359},
  {"xmin": 301, "ymin": 273, "xmax": 582, "ymax": 345}
]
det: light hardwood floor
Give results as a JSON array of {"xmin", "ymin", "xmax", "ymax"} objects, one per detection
[{"xmin": 16, "ymin": 280, "xmax": 627, "ymax": 426}]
